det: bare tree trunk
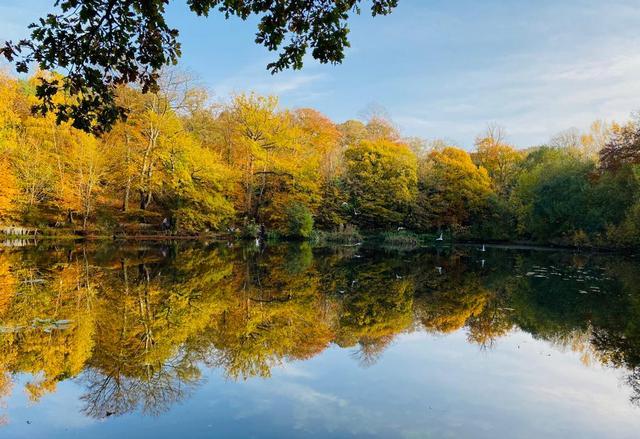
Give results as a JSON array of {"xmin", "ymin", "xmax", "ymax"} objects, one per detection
[
  {"xmin": 122, "ymin": 133, "xmax": 133, "ymax": 212},
  {"xmin": 139, "ymin": 190, "xmax": 153, "ymax": 210},
  {"xmin": 122, "ymin": 176, "xmax": 132, "ymax": 211}
]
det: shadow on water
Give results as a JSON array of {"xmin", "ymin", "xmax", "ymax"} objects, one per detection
[{"xmin": 1, "ymin": 240, "xmax": 640, "ymax": 423}]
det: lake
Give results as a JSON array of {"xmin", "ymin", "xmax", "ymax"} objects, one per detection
[{"xmin": 0, "ymin": 240, "xmax": 639, "ymax": 438}]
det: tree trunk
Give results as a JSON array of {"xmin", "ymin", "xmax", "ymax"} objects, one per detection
[
  {"xmin": 122, "ymin": 176, "xmax": 132, "ymax": 211},
  {"xmin": 139, "ymin": 191, "xmax": 152, "ymax": 210}
]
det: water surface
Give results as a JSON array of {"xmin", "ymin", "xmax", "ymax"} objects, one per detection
[{"xmin": 0, "ymin": 241, "xmax": 639, "ymax": 438}]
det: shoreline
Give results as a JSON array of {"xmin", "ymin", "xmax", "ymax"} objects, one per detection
[{"xmin": 1, "ymin": 232, "xmax": 637, "ymax": 255}]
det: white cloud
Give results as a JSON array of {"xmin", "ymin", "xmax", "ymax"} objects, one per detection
[
  {"xmin": 392, "ymin": 36, "xmax": 640, "ymax": 148},
  {"xmin": 211, "ymin": 58, "xmax": 329, "ymax": 103}
]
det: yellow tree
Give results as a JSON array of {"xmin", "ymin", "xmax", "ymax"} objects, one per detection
[
  {"xmin": 161, "ymin": 133, "xmax": 235, "ymax": 232},
  {"xmin": 0, "ymin": 71, "xmax": 21, "ymax": 150},
  {"xmin": 58, "ymin": 134, "xmax": 106, "ymax": 229},
  {"xmin": 12, "ymin": 73, "xmax": 108, "ymax": 227},
  {"xmin": 344, "ymin": 139, "xmax": 418, "ymax": 228},
  {"xmin": 261, "ymin": 109, "xmax": 327, "ymax": 230},
  {"xmin": 580, "ymin": 120, "xmax": 611, "ymax": 160},
  {"xmin": 134, "ymin": 91, "xmax": 180, "ymax": 210},
  {"xmin": 294, "ymin": 109, "xmax": 348, "ymax": 229},
  {"xmin": 550, "ymin": 121, "xmax": 612, "ymax": 160},
  {"xmin": 214, "ymin": 94, "xmax": 321, "ymax": 231},
  {"xmin": 418, "ymin": 147, "xmax": 492, "ymax": 231},
  {"xmin": 10, "ymin": 124, "xmax": 56, "ymax": 209},
  {"xmin": 0, "ymin": 73, "xmax": 44, "ymax": 214},
  {"xmin": 293, "ymin": 108, "xmax": 341, "ymax": 182},
  {"xmin": 16, "ymin": 73, "xmax": 93, "ymax": 218},
  {"xmin": 473, "ymin": 126, "xmax": 522, "ymax": 195},
  {"xmin": 103, "ymin": 86, "xmax": 146, "ymax": 212},
  {"xmin": 107, "ymin": 77, "xmax": 198, "ymax": 212}
]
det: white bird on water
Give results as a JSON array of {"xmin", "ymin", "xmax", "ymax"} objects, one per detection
[
  {"xmin": 436, "ymin": 232, "xmax": 443, "ymax": 241},
  {"xmin": 480, "ymin": 244, "xmax": 486, "ymax": 252}
]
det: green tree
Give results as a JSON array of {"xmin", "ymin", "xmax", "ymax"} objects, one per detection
[
  {"xmin": 286, "ymin": 202, "xmax": 314, "ymax": 239},
  {"xmin": 513, "ymin": 148, "xmax": 596, "ymax": 242}
]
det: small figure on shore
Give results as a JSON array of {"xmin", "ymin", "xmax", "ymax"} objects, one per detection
[{"xmin": 161, "ymin": 217, "xmax": 171, "ymax": 233}]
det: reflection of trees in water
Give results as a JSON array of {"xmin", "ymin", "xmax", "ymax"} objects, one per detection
[
  {"xmin": 79, "ymin": 248, "xmax": 234, "ymax": 418},
  {"xmin": 80, "ymin": 356, "xmax": 200, "ymax": 418},
  {"xmin": 350, "ymin": 335, "xmax": 396, "ymax": 368},
  {"xmin": 1, "ymin": 244, "xmax": 640, "ymax": 417},
  {"xmin": 506, "ymin": 254, "xmax": 640, "ymax": 406},
  {"xmin": 0, "ymin": 249, "xmax": 96, "ymax": 398},
  {"xmin": 201, "ymin": 244, "xmax": 334, "ymax": 379}
]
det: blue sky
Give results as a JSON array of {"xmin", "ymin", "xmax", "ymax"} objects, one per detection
[{"xmin": 1, "ymin": 0, "xmax": 640, "ymax": 147}]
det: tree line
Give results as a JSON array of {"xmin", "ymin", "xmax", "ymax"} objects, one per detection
[{"xmin": 1, "ymin": 70, "xmax": 640, "ymax": 247}]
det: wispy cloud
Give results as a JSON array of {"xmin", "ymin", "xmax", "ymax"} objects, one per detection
[
  {"xmin": 391, "ymin": 34, "xmax": 640, "ymax": 148},
  {"xmin": 211, "ymin": 58, "xmax": 330, "ymax": 106}
]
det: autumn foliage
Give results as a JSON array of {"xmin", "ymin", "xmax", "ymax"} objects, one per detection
[{"xmin": 1, "ymin": 70, "xmax": 640, "ymax": 247}]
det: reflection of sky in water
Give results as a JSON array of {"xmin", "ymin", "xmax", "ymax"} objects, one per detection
[
  {"xmin": 1, "ymin": 243, "xmax": 639, "ymax": 438},
  {"xmin": 3, "ymin": 329, "xmax": 639, "ymax": 439}
]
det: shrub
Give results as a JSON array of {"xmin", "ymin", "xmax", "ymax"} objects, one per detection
[
  {"xmin": 312, "ymin": 224, "xmax": 362, "ymax": 245},
  {"xmin": 571, "ymin": 229, "xmax": 590, "ymax": 248},
  {"xmin": 240, "ymin": 221, "xmax": 260, "ymax": 239},
  {"xmin": 609, "ymin": 201, "xmax": 640, "ymax": 247},
  {"xmin": 381, "ymin": 231, "xmax": 420, "ymax": 248},
  {"xmin": 286, "ymin": 203, "xmax": 314, "ymax": 239}
]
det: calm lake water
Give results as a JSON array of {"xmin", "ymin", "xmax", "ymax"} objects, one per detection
[{"xmin": 1, "ymin": 240, "xmax": 640, "ymax": 438}]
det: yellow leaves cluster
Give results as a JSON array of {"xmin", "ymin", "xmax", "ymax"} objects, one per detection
[
  {"xmin": 0, "ymin": 159, "xmax": 19, "ymax": 219},
  {"xmin": 343, "ymin": 138, "xmax": 418, "ymax": 227},
  {"xmin": 474, "ymin": 135, "xmax": 522, "ymax": 194},
  {"xmin": 420, "ymin": 147, "xmax": 493, "ymax": 229}
]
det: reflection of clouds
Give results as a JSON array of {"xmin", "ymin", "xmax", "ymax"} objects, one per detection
[
  {"xmin": 4, "ymin": 374, "xmax": 96, "ymax": 432},
  {"xmin": 242, "ymin": 378, "xmax": 379, "ymax": 436},
  {"xmin": 273, "ymin": 381, "xmax": 347, "ymax": 407},
  {"xmin": 272, "ymin": 363, "xmax": 315, "ymax": 379}
]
